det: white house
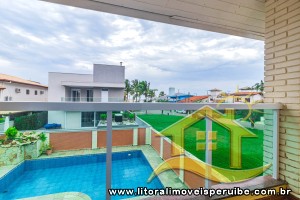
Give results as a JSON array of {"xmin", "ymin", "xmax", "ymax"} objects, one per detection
[
  {"xmin": 48, "ymin": 64, "xmax": 125, "ymax": 129},
  {"xmin": 0, "ymin": 74, "xmax": 48, "ymax": 102},
  {"xmin": 207, "ymin": 88, "xmax": 222, "ymax": 102}
]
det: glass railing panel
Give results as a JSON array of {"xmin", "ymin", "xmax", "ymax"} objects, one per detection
[
  {"xmin": 61, "ymin": 97, "xmax": 124, "ymax": 102},
  {"xmin": 0, "ymin": 103, "xmax": 281, "ymax": 199}
]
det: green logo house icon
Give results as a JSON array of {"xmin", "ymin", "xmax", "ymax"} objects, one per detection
[{"xmin": 148, "ymin": 106, "xmax": 271, "ymax": 183}]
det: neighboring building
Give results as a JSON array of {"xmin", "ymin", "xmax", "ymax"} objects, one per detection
[
  {"xmin": 48, "ymin": 64, "xmax": 125, "ymax": 129},
  {"xmin": 0, "ymin": 74, "xmax": 48, "ymax": 102},
  {"xmin": 230, "ymin": 92, "xmax": 263, "ymax": 103},
  {"xmin": 178, "ymin": 95, "xmax": 209, "ymax": 103},
  {"xmin": 168, "ymin": 93, "xmax": 193, "ymax": 102},
  {"xmin": 168, "ymin": 87, "xmax": 175, "ymax": 96},
  {"xmin": 207, "ymin": 88, "xmax": 222, "ymax": 102}
]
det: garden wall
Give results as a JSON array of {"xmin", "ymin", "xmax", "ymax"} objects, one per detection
[
  {"xmin": 50, "ymin": 131, "xmax": 92, "ymax": 151},
  {"xmin": 49, "ymin": 128, "xmax": 148, "ymax": 151},
  {"xmin": 150, "ymin": 129, "xmax": 217, "ymax": 189},
  {"xmin": 0, "ymin": 141, "xmax": 41, "ymax": 167},
  {"xmin": 97, "ymin": 130, "xmax": 133, "ymax": 148}
]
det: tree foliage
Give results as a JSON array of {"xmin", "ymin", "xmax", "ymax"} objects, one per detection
[{"xmin": 124, "ymin": 79, "xmax": 158, "ymax": 102}]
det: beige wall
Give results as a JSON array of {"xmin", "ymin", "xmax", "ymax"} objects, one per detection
[{"xmin": 265, "ymin": 0, "xmax": 300, "ymax": 194}]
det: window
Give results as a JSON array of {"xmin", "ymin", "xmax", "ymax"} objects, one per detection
[
  {"xmin": 26, "ymin": 89, "xmax": 30, "ymax": 95},
  {"xmin": 81, "ymin": 112, "xmax": 95, "ymax": 127},
  {"xmin": 81, "ymin": 111, "xmax": 104, "ymax": 127},
  {"xmin": 4, "ymin": 96, "xmax": 12, "ymax": 101},
  {"xmin": 15, "ymin": 88, "xmax": 21, "ymax": 93},
  {"xmin": 35, "ymin": 90, "xmax": 38, "ymax": 95},
  {"xmin": 40, "ymin": 91, "xmax": 44, "ymax": 95},
  {"xmin": 245, "ymin": 98, "xmax": 250, "ymax": 103},
  {"xmin": 71, "ymin": 89, "xmax": 81, "ymax": 102},
  {"xmin": 87, "ymin": 89, "xmax": 93, "ymax": 102}
]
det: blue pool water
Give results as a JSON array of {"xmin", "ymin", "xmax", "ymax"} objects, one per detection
[{"xmin": 0, "ymin": 150, "xmax": 163, "ymax": 200}]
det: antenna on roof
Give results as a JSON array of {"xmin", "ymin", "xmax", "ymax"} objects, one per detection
[{"xmin": 120, "ymin": 62, "xmax": 123, "ymax": 66}]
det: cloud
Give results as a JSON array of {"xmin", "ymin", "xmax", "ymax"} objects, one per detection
[{"xmin": 0, "ymin": 0, "xmax": 264, "ymax": 94}]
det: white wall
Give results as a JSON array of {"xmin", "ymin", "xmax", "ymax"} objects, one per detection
[
  {"xmin": 48, "ymin": 111, "xmax": 83, "ymax": 129},
  {"xmin": 0, "ymin": 82, "xmax": 47, "ymax": 102},
  {"xmin": 93, "ymin": 64, "xmax": 124, "ymax": 84},
  {"xmin": 48, "ymin": 111, "xmax": 66, "ymax": 128},
  {"xmin": 48, "ymin": 72, "xmax": 93, "ymax": 102},
  {"xmin": 66, "ymin": 112, "xmax": 81, "ymax": 129}
]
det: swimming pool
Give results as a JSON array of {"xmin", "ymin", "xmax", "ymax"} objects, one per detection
[{"xmin": 0, "ymin": 150, "xmax": 163, "ymax": 199}]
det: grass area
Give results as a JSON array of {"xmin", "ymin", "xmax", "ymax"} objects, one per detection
[{"xmin": 138, "ymin": 114, "xmax": 264, "ymax": 170}]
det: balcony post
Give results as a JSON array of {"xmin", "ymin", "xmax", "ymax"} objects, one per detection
[
  {"xmin": 106, "ymin": 110, "xmax": 112, "ymax": 200},
  {"xmin": 273, "ymin": 109, "xmax": 279, "ymax": 180},
  {"xmin": 205, "ymin": 117, "xmax": 212, "ymax": 188}
]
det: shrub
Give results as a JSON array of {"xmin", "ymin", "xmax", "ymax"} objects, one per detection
[
  {"xmin": 0, "ymin": 118, "xmax": 4, "ymax": 123},
  {"xmin": 100, "ymin": 114, "xmax": 107, "ymax": 121},
  {"xmin": 128, "ymin": 113, "xmax": 135, "ymax": 122},
  {"xmin": 39, "ymin": 132, "xmax": 47, "ymax": 143},
  {"xmin": 5, "ymin": 127, "xmax": 18, "ymax": 140},
  {"xmin": 123, "ymin": 111, "xmax": 130, "ymax": 119},
  {"xmin": 14, "ymin": 112, "xmax": 48, "ymax": 130}
]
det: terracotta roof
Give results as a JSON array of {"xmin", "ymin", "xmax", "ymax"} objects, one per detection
[
  {"xmin": 0, "ymin": 74, "xmax": 48, "ymax": 88},
  {"xmin": 179, "ymin": 95, "xmax": 209, "ymax": 103},
  {"xmin": 0, "ymin": 86, "xmax": 5, "ymax": 90},
  {"xmin": 231, "ymin": 92, "xmax": 262, "ymax": 96},
  {"xmin": 208, "ymin": 88, "xmax": 222, "ymax": 91}
]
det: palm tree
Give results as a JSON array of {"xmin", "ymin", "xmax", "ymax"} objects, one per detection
[
  {"xmin": 130, "ymin": 79, "xmax": 139, "ymax": 102},
  {"xmin": 148, "ymin": 89, "xmax": 157, "ymax": 102},
  {"xmin": 159, "ymin": 91, "xmax": 165, "ymax": 97},
  {"xmin": 252, "ymin": 80, "xmax": 264, "ymax": 92},
  {"xmin": 124, "ymin": 79, "xmax": 131, "ymax": 102},
  {"xmin": 253, "ymin": 83, "xmax": 260, "ymax": 91},
  {"xmin": 259, "ymin": 80, "xmax": 264, "ymax": 92},
  {"xmin": 139, "ymin": 81, "xmax": 148, "ymax": 102}
]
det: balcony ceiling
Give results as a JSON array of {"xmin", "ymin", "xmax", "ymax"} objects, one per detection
[{"xmin": 42, "ymin": 0, "xmax": 265, "ymax": 40}]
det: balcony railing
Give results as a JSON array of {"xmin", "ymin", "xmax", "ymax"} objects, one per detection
[
  {"xmin": 61, "ymin": 97, "xmax": 124, "ymax": 102},
  {"xmin": 0, "ymin": 102, "xmax": 283, "ymax": 199}
]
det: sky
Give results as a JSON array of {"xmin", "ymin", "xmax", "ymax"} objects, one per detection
[{"xmin": 0, "ymin": 0, "xmax": 264, "ymax": 95}]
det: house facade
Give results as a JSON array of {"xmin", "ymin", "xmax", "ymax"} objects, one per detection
[
  {"xmin": 48, "ymin": 64, "xmax": 125, "ymax": 129},
  {"xmin": 0, "ymin": 74, "xmax": 48, "ymax": 102}
]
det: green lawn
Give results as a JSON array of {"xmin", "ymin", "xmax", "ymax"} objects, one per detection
[{"xmin": 138, "ymin": 114, "xmax": 264, "ymax": 170}]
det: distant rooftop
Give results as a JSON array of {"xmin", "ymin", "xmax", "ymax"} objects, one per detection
[
  {"xmin": 231, "ymin": 92, "xmax": 262, "ymax": 96},
  {"xmin": 0, "ymin": 73, "xmax": 48, "ymax": 88},
  {"xmin": 178, "ymin": 95, "xmax": 209, "ymax": 103}
]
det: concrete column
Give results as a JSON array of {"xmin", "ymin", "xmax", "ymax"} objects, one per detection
[
  {"xmin": 133, "ymin": 128, "xmax": 138, "ymax": 146},
  {"xmin": 92, "ymin": 130, "xmax": 97, "ymax": 149},
  {"xmin": 160, "ymin": 137, "xmax": 164, "ymax": 158},
  {"xmin": 265, "ymin": 0, "xmax": 300, "ymax": 195},
  {"xmin": 145, "ymin": 127, "xmax": 151, "ymax": 145}
]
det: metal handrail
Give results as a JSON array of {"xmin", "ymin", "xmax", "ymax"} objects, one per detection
[{"xmin": 0, "ymin": 102, "xmax": 283, "ymax": 111}]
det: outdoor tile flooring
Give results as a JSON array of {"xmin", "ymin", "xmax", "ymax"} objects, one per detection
[{"xmin": 0, "ymin": 145, "xmax": 187, "ymax": 200}]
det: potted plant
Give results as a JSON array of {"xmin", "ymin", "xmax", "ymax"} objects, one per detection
[
  {"xmin": 46, "ymin": 143, "xmax": 53, "ymax": 155},
  {"xmin": 100, "ymin": 114, "xmax": 107, "ymax": 124},
  {"xmin": 128, "ymin": 113, "xmax": 135, "ymax": 123}
]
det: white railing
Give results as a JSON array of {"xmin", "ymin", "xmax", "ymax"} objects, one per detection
[
  {"xmin": 0, "ymin": 102, "xmax": 282, "ymax": 199},
  {"xmin": 61, "ymin": 97, "xmax": 124, "ymax": 102}
]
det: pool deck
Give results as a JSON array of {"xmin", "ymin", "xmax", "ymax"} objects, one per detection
[{"xmin": 0, "ymin": 145, "xmax": 187, "ymax": 200}]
